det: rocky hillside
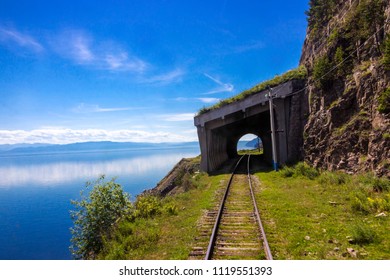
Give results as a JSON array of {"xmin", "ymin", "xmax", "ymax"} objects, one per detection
[{"xmin": 300, "ymin": 0, "xmax": 390, "ymax": 177}]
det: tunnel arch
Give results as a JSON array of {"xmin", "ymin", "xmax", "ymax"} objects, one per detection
[
  {"xmin": 220, "ymin": 110, "xmax": 273, "ymax": 164},
  {"xmin": 194, "ymin": 80, "xmax": 306, "ymax": 172},
  {"xmin": 236, "ymin": 133, "xmax": 263, "ymax": 154}
]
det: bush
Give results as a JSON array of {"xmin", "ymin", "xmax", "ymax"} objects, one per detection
[
  {"xmin": 334, "ymin": 46, "xmax": 346, "ymax": 76},
  {"xmin": 134, "ymin": 195, "xmax": 162, "ymax": 218},
  {"xmin": 351, "ymin": 190, "xmax": 371, "ymax": 213},
  {"xmin": 372, "ymin": 177, "xmax": 390, "ymax": 192},
  {"xmin": 349, "ymin": 221, "xmax": 377, "ymax": 245},
  {"xmin": 279, "ymin": 162, "xmax": 319, "ymax": 180},
  {"xmin": 378, "ymin": 88, "xmax": 390, "ymax": 114},
  {"xmin": 163, "ymin": 203, "xmax": 178, "ymax": 215},
  {"xmin": 70, "ymin": 176, "xmax": 133, "ymax": 259},
  {"xmin": 102, "ymin": 222, "xmax": 160, "ymax": 260},
  {"xmin": 313, "ymin": 56, "xmax": 334, "ymax": 89},
  {"xmin": 319, "ymin": 171, "xmax": 348, "ymax": 185},
  {"xmin": 350, "ymin": 180, "xmax": 390, "ymax": 214},
  {"xmin": 383, "ymin": 36, "xmax": 390, "ymax": 70},
  {"xmin": 295, "ymin": 162, "xmax": 320, "ymax": 180},
  {"xmin": 280, "ymin": 166, "xmax": 295, "ymax": 178},
  {"xmin": 359, "ymin": 173, "xmax": 390, "ymax": 192}
]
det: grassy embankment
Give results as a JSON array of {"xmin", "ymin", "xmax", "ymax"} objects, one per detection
[
  {"xmin": 256, "ymin": 163, "xmax": 390, "ymax": 259},
  {"xmin": 237, "ymin": 148, "xmax": 263, "ymax": 155},
  {"xmin": 98, "ymin": 157, "xmax": 228, "ymax": 259},
  {"xmin": 99, "ymin": 159, "xmax": 390, "ymax": 260}
]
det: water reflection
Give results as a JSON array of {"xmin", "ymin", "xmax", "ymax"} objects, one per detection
[
  {"xmin": 0, "ymin": 151, "xmax": 197, "ymax": 188},
  {"xmin": 0, "ymin": 147, "xmax": 200, "ymax": 259}
]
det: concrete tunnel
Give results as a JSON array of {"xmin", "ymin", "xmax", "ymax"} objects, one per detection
[
  {"xmin": 211, "ymin": 111, "xmax": 272, "ymax": 162},
  {"xmin": 194, "ymin": 80, "xmax": 307, "ymax": 173}
]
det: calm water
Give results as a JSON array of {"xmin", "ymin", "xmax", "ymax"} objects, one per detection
[{"xmin": 0, "ymin": 144, "xmax": 199, "ymax": 260}]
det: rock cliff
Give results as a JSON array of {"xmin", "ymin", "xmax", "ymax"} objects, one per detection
[{"xmin": 300, "ymin": 0, "xmax": 390, "ymax": 177}]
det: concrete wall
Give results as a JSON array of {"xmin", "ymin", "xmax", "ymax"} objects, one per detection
[{"xmin": 194, "ymin": 80, "xmax": 306, "ymax": 172}]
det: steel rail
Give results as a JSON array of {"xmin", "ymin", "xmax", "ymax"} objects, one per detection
[
  {"xmin": 205, "ymin": 154, "xmax": 273, "ymax": 260},
  {"xmin": 204, "ymin": 155, "xmax": 246, "ymax": 260},
  {"xmin": 247, "ymin": 155, "xmax": 273, "ymax": 260}
]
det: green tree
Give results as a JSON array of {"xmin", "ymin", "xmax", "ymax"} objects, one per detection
[
  {"xmin": 383, "ymin": 36, "xmax": 390, "ymax": 70},
  {"xmin": 378, "ymin": 88, "xmax": 390, "ymax": 114},
  {"xmin": 306, "ymin": 0, "xmax": 337, "ymax": 37},
  {"xmin": 313, "ymin": 55, "xmax": 334, "ymax": 89},
  {"xmin": 70, "ymin": 176, "xmax": 133, "ymax": 259},
  {"xmin": 334, "ymin": 46, "xmax": 345, "ymax": 76}
]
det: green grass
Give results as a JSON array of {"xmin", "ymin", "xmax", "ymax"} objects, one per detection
[
  {"xmin": 98, "ymin": 159, "xmax": 389, "ymax": 260},
  {"xmin": 197, "ymin": 66, "xmax": 307, "ymax": 115},
  {"xmin": 98, "ymin": 169, "xmax": 230, "ymax": 259},
  {"xmin": 255, "ymin": 165, "xmax": 390, "ymax": 259},
  {"xmin": 237, "ymin": 148, "xmax": 263, "ymax": 155}
]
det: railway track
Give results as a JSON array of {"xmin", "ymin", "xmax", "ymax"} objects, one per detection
[{"xmin": 190, "ymin": 155, "xmax": 272, "ymax": 260}]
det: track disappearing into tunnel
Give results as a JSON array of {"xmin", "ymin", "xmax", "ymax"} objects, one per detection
[{"xmin": 202, "ymin": 155, "xmax": 272, "ymax": 260}]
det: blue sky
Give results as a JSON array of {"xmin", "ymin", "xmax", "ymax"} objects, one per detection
[{"xmin": 0, "ymin": 0, "xmax": 309, "ymax": 144}]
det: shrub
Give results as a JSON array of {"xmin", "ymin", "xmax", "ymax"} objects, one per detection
[
  {"xmin": 359, "ymin": 173, "xmax": 390, "ymax": 192},
  {"xmin": 134, "ymin": 195, "xmax": 162, "ymax": 218},
  {"xmin": 349, "ymin": 221, "xmax": 377, "ymax": 245},
  {"xmin": 334, "ymin": 46, "xmax": 346, "ymax": 76},
  {"xmin": 383, "ymin": 36, "xmax": 390, "ymax": 70},
  {"xmin": 378, "ymin": 88, "xmax": 390, "ymax": 114},
  {"xmin": 181, "ymin": 172, "xmax": 193, "ymax": 191},
  {"xmin": 163, "ymin": 203, "xmax": 178, "ymax": 215},
  {"xmin": 280, "ymin": 166, "xmax": 295, "ymax": 178},
  {"xmin": 319, "ymin": 171, "xmax": 347, "ymax": 185},
  {"xmin": 295, "ymin": 162, "xmax": 320, "ymax": 180},
  {"xmin": 372, "ymin": 177, "xmax": 390, "ymax": 192},
  {"xmin": 351, "ymin": 190, "xmax": 371, "ymax": 213},
  {"xmin": 70, "ymin": 176, "xmax": 133, "ymax": 259},
  {"xmin": 102, "ymin": 222, "xmax": 160, "ymax": 260},
  {"xmin": 313, "ymin": 56, "xmax": 334, "ymax": 89},
  {"xmin": 279, "ymin": 162, "xmax": 320, "ymax": 180}
]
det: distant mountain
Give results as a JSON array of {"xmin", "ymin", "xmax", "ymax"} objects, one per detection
[
  {"xmin": 0, "ymin": 143, "xmax": 54, "ymax": 151},
  {"xmin": 0, "ymin": 141, "xmax": 199, "ymax": 155},
  {"xmin": 245, "ymin": 137, "xmax": 263, "ymax": 149}
]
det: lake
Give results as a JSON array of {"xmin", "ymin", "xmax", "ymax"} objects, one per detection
[{"xmin": 0, "ymin": 143, "xmax": 200, "ymax": 260}]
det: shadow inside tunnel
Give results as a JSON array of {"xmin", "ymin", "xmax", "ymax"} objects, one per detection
[{"xmin": 208, "ymin": 154, "xmax": 273, "ymax": 176}]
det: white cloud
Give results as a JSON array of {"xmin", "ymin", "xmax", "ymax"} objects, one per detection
[
  {"xmin": 0, "ymin": 26, "xmax": 43, "ymax": 52},
  {"xmin": 175, "ymin": 97, "xmax": 219, "ymax": 104},
  {"xmin": 231, "ymin": 41, "xmax": 264, "ymax": 54},
  {"xmin": 104, "ymin": 52, "xmax": 148, "ymax": 72},
  {"xmin": 161, "ymin": 113, "xmax": 195, "ymax": 122},
  {"xmin": 0, "ymin": 128, "xmax": 196, "ymax": 145},
  {"xmin": 69, "ymin": 32, "xmax": 94, "ymax": 62},
  {"xmin": 72, "ymin": 103, "xmax": 138, "ymax": 113},
  {"xmin": 53, "ymin": 29, "xmax": 148, "ymax": 73},
  {"xmin": 202, "ymin": 73, "xmax": 234, "ymax": 95},
  {"xmin": 140, "ymin": 68, "xmax": 185, "ymax": 84},
  {"xmin": 197, "ymin": 97, "xmax": 219, "ymax": 103}
]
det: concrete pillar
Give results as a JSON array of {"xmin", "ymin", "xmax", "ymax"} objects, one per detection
[
  {"xmin": 274, "ymin": 99, "xmax": 288, "ymax": 165},
  {"xmin": 197, "ymin": 125, "xmax": 209, "ymax": 172}
]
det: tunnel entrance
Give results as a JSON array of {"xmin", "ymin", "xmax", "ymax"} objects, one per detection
[
  {"xmin": 222, "ymin": 110, "xmax": 272, "ymax": 165},
  {"xmin": 236, "ymin": 134, "xmax": 263, "ymax": 155},
  {"xmin": 194, "ymin": 80, "xmax": 306, "ymax": 172}
]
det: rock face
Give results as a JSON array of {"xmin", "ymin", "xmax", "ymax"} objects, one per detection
[
  {"xmin": 145, "ymin": 158, "xmax": 200, "ymax": 196},
  {"xmin": 300, "ymin": 0, "xmax": 390, "ymax": 177}
]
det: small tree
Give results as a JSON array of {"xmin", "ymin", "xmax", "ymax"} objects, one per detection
[
  {"xmin": 70, "ymin": 175, "xmax": 133, "ymax": 259},
  {"xmin": 313, "ymin": 55, "xmax": 334, "ymax": 89},
  {"xmin": 383, "ymin": 36, "xmax": 390, "ymax": 70},
  {"xmin": 378, "ymin": 88, "xmax": 390, "ymax": 114},
  {"xmin": 334, "ymin": 46, "xmax": 345, "ymax": 76}
]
